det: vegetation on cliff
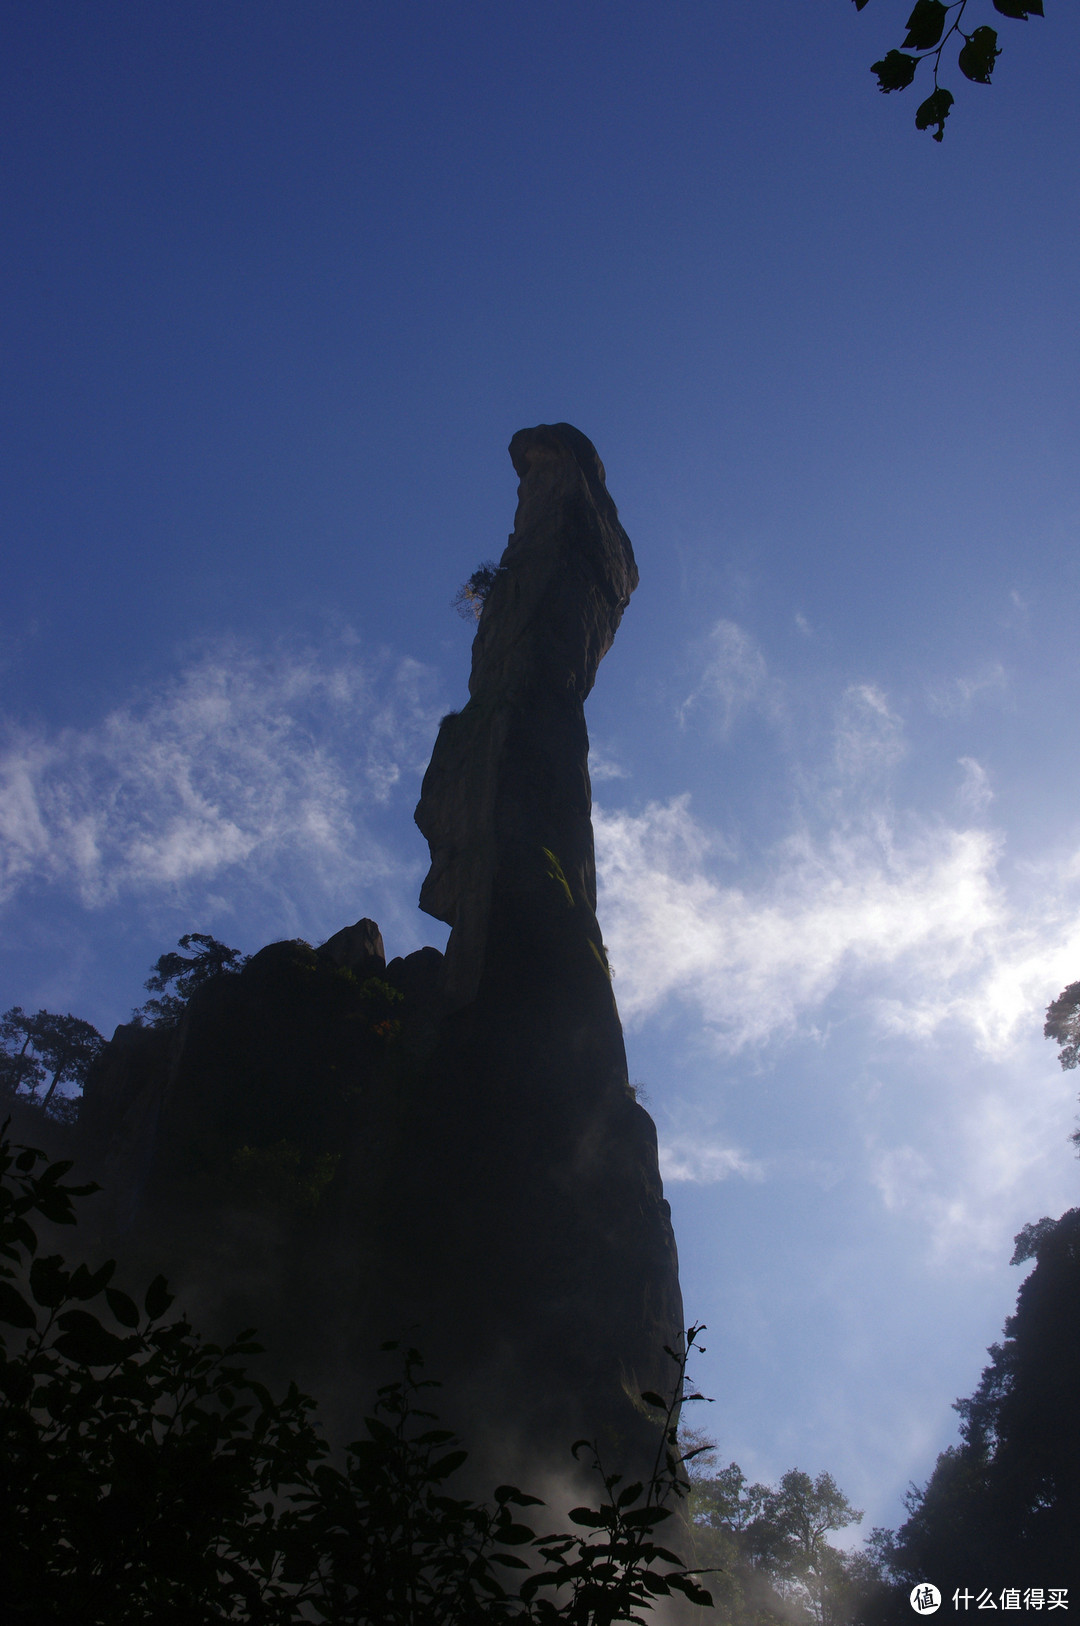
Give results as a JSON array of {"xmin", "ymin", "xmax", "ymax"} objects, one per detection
[
  {"xmin": 6, "ymin": 943, "xmax": 1080, "ymax": 1610},
  {"xmin": 1, "ymin": 1118, "xmax": 717, "ymax": 1623},
  {"xmin": 861, "ymin": 978, "xmax": 1080, "ymax": 1605}
]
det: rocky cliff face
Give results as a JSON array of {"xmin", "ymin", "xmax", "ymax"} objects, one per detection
[
  {"xmin": 416, "ymin": 422, "xmax": 639, "ymax": 1011},
  {"xmin": 76, "ymin": 423, "xmax": 683, "ymax": 1493}
]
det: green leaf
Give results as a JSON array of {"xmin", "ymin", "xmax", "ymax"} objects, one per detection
[
  {"xmin": 105, "ymin": 1287, "xmax": 141, "ymax": 1328},
  {"xmin": 143, "ymin": 1273, "xmax": 175, "ymax": 1320},
  {"xmin": 993, "ymin": 0, "xmax": 1042, "ymax": 16},
  {"xmin": 54, "ymin": 1308, "xmax": 133, "ymax": 1365},
  {"xmin": 871, "ymin": 50, "xmax": 920, "ymax": 92},
  {"xmin": 903, "ymin": 0, "xmax": 947, "ymax": 50},
  {"xmin": 916, "ymin": 85, "xmax": 954, "ymax": 140},
  {"xmin": 29, "ymin": 1253, "xmax": 69, "ymax": 1308},
  {"xmin": 0, "ymin": 1278, "xmax": 37, "ymax": 1329}
]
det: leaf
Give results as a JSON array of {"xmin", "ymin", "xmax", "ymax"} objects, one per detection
[
  {"xmin": 915, "ymin": 85, "xmax": 954, "ymax": 140},
  {"xmin": 0, "ymin": 1278, "xmax": 37, "ymax": 1329},
  {"xmin": 37, "ymin": 1159, "xmax": 74, "ymax": 1184},
  {"xmin": 568, "ymin": 1506, "xmax": 607, "ymax": 1528},
  {"xmin": 54, "ymin": 1308, "xmax": 134, "ymax": 1365},
  {"xmin": 105, "ymin": 1287, "xmax": 141, "ymax": 1328},
  {"xmin": 68, "ymin": 1259, "xmax": 116, "ymax": 1300},
  {"xmin": 15, "ymin": 1148, "xmax": 37, "ymax": 1172},
  {"xmin": 495, "ymin": 1485, "xmax": 545, "ymax": 1506},
  {"xmin": 616, "ymin": 1482, "xmax": 645, "ymax": 1507},
  {"xmin": 958, "ymin": 25, "xmax": 1000, "ymax": 82},
  {"xmin": 143, "ymin": 1273, "xmax": 175, "ymax": 1320},
  {"xmin": 32, "ymin": 1190, "xmax": 77, "ymax": 1226},
  {"xmin": 669, "ymin": 1575, "xmax": 715, "ymax": 1605},
  {"xmin": 364, "ymin": 1414, "xmax": 398, "ymax": 1446},
  {"xmin": 620, "ymin": 1505, "xmax": 674, "ymax": 1528},
  {"xmin": 496, "ymin": 1521, "xmax": 536, "ymax": 1545},
  {"xmin": 0, "ymin": 1362, "xmax": 33, "ymax": 1403},
  {"xmin": 29, "ymin": 1254, "xmax": 69, "ymax": 1308},
  {"xmin": 902, "ymin": 0, "xmax": 948, "ymax": 50},
  {"xmin": 638, "ymin": 1391, "xmax": 667, "ymax": 1409},
  {"xmin": 993, "ymin": 0, "xmax": 1042, "ymax": 16},
  {"xmin": 871, "ymin": 50, "xmax": 920, "ymax": 92},
  {"xmin": 854, "ymin": 0, "xmax": 872, "ymax": 9},
  {"xmin": 428, "ymin": 1448, "xmax": 468, "ymax": 1482}
]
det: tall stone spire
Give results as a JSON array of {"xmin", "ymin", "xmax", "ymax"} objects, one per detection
[
  {"xmin": 408, "ymin": 424, "xmax": 682, "ymax": 1484},
  {"xmin": 416, "ymin": 422, "xmax": 639, "ymax": 1011}
]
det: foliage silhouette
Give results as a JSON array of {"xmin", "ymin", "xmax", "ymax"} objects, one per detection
[
  {"xmin": 855, "ymin": 0, "xmax": 1044, "ymax": 141},
  {"xmin": 452, "ymin": 561, "xmax": 502, "ymax": 622},
  {"xmin": 134, "ymin": 932, "xmax": 249, "ymax": 1028},
  {"xmin": 1, "ymin": 1119, "xmax": 717, "ymax": 1623},
  {"xmin": 869, "ymin": 1207, "xmax": 1080, "ymax": 1599},
  {"xmin": 1044, "ymin": 978, "xmax": 1080, "ymax": 1153},
  {"xmin": 685, "ymin": 1442, "xmax": 880, "ymax": 1625},
  {"xmin": 0, "ymin": 1008, "xmax": 104, "ymax": 1123},
  {"xmin": 863, "ymin": 983, "xmax": 1080, "ymax": 1601}
]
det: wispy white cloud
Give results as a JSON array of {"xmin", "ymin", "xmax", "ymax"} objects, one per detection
[
  {"xmin": 677, "ymin": 620, "xmax": 781, "ymax": 735},
  {"xmin": 957, "ymin": 756, "xmax": 993, "ymax": 812},
  {"xmin": 596, "ymin": 778, "xmax": 1080, "ymax": 1067},
  {"xmin": 589, "ymin": 745, "xmax": 630, "ymax": 782},
  {"xmin": 596, "ymin": 791, "xmax": 1015, "ymax": 1051},
  {"xmin": 925, "ymin": 664, "xmax": 1008, "ymax": 718},
  {"xmin": 601, "ymin": 652, "xmax": 1080, "ymax": 1066},
  {"xmin": 832, "ymin": 684, "xmax": 906, "ymax": 781},
  {"xmin": 659, "ymin": 1135, "xmax": 765, "ymax": 1184},
  {"xmin": 0, "ymin": 640, "xmax": 443, "ymax": 910},
  {"xmin": 865, "ymin": 1058, "xmax": 1074, "ymax": 1266}
]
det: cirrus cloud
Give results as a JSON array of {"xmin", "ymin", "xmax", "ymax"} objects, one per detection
[
  {"xmin": 0, "ymin": 640, "xmax": 443, "ymax": 910},
  {"xmin": 595, "ymin": 790, "xmax": 1080, "ymax": 1062}
]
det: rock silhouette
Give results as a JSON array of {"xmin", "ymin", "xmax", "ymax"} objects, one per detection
[{"xmin": 76, "ymin": 423, "xmax": 683, "ymax": 1491}]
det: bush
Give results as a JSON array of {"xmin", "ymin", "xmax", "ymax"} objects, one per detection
[{"xmin": 0, "ymin": 1119, "xmax": 714, "ymax": 1624}]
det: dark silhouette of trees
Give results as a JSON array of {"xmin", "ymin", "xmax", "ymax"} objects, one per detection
[
  {"xmin": 1, "ymin": 1118, "xmax": 717, "ymax": 1623},
  {"xmin": 856, "ymin": 0, "xmax": 1045, "ymax": 141},
  {"xmin": 0, "ymin": 1009, "xmax": 104, "ymax": 1121},
  {"xmin": 133, "ymin": 932, "xmax": 248, "ymax": 1027},
  {"xmin": 868, "ymin": 978, "xmax": 1080, "ymax": 1604},
  {"xmin": 1044, "ymin": 979, "xmax": 1080, "ymax": 1153},
  {"xmin": 685, "ymin": 1441, "xmax": 878, "ymax": 1624},
  {"xmin": 452, "ymin": 560, "xmax": 502, "ymax": 622},
  {"xmin": 870, "ymin": 1207, "xmax": 1080, "ymax": 1600}
]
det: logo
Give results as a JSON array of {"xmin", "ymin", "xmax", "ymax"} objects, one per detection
[{"xmin": 911, "ymin": 1585, "xmax": 942, "ymax": 1615}]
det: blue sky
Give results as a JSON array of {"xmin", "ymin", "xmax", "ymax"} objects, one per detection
[{"xmin": 3, "ymin": 1, "xmax": 1079, "ymax": 1539}]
